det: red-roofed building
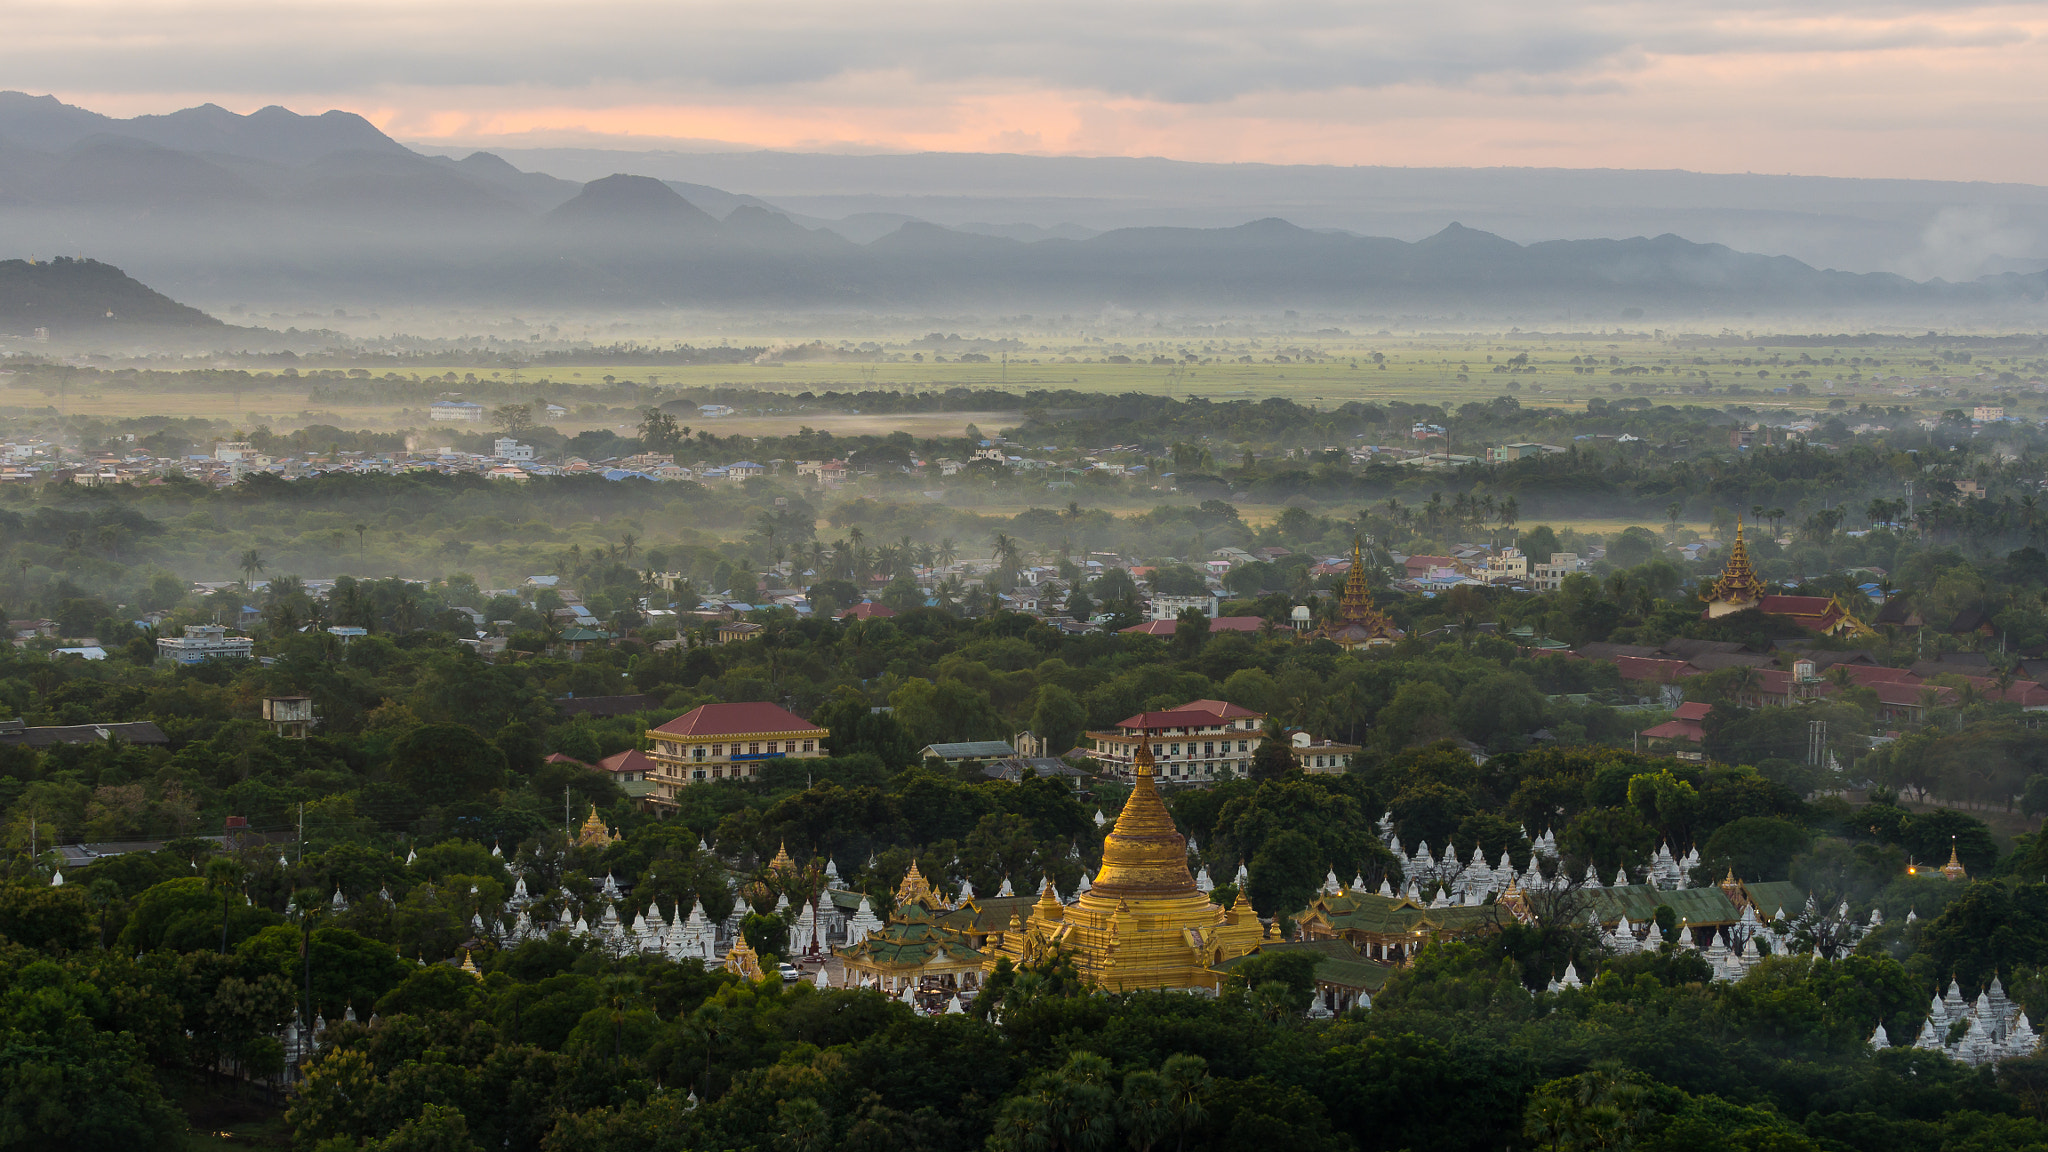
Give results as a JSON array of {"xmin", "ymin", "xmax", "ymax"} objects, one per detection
[
  {"xmin": 837, "ymin": 601, "xmax": 896, "ymax": 620},
  {"xmin": 1119, "ymin": 615, "xmax": 1266, "ymax": 636},
  {"xmin": 1085, "ymin": 699, "xmax": 1266, "ymax": 782},
  {"xmin": 597, "ymin": 748, "xmax": 660, "ymax": 783},
  {"xmin": 1752, "ymin": 595, "xmax": 1869, "ymax": 637},
  {"xmin": 644, "ymin": 702, "xmax": 830, "ymax": 802},
  {"xmin": 1610, "ymin": 656, "xmax": 1699, "ymax": 686},
  {"xmin": 1403, "ymin": 555, "xmax": 1461, "ymax": 579},
  {"xmin": 1641, "ymin": 702, "xmax": 1712, "ymax": 759}
]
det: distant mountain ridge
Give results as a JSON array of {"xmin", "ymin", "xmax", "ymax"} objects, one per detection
[
  {"xmin": 0, "ymin": 257, "xmax": 221, "ymax": 332},
  {"xmin": 0, "ymin": 92, "xmax": 404, "ymax": 164},
  {"xmin": 1, "ymin": 92, "xmax": 2044, "ymax": 317}
]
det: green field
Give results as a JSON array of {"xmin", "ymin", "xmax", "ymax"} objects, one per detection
[{"xmin": 25, "ymin": 328, "xmax": 2021, "ymax": 436}]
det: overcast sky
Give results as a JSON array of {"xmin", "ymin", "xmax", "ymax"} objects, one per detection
[{"xmin": 18, "ymin": 1, "xmax": 2048, "ymax": 181}]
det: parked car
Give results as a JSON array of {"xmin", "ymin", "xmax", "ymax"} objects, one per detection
[{"xmin": 778, "ymin": 963, "xmax": 801, "ymax": 982}]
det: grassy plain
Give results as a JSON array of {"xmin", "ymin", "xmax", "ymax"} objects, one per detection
[{"xmin": 20, "ymin": 326, "xmax": 2013, "ymax": 439}]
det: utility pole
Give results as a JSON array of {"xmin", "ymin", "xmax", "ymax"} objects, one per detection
[
  {"xmin": 297, "ymin": 802, "xmax": 304, "ymax": 864},
  {"xmin": 565, "ymin": 785, "xmax": 572, "ymax": 836}
]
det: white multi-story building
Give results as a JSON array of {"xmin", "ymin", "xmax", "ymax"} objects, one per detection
[
  {"xmin": 157, "ymin": 624, "xmax": 254, "ymax": 665},
  {"xmin": 1149, "ymin": 593, "xmax": 1219, "ymax": 621},
  {"xmin": 1533, "ymin": 553, "xmax": 1584, "ymax": 591},
  {"xmin": 429, "ymin": 401, "xmax": 484, "ymax": 423},
  {"xmin": 494, "ymin": 438, "xmax": 535, "ymax": 462}
]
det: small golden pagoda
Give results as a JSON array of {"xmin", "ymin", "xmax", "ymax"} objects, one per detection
[
  {"xmin": 575, "ymin": 804, "xmax": 616, "ymax": 849},
  {"xmin": 1312, "ymin": 538, "xmax": 1404, "ymax": 650},
  {"xmin": 724, "ymin": 933, "xmax": 765, "ymax": 979},
  {"xmin": 988, "ymin": 734, "xmax": 1262, "ymax": 990},
  {"xmin": 1941, "ymin": 841, "xmax": 1969, "ymax": 882},
  {"xmin": 768, "ymin": 841, "xmax": 797, "ymax": 875},
  {"xmin": 1701, "ymin": 518, "xmax": 1768, "ymax": 618}
]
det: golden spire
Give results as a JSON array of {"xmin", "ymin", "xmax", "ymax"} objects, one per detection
[
  {"xmin": 1339, "ymin": 537, "xmax": 1377, "ymax": 621},
  {"xmin": 768, "ymin": 841, "xmax": 796, "ymax": 874},
  {"xmin": 1312, "ymin": 536, "xmax": 1401, "ymax": 647},
  {"xmin": 1092, "ymin": 734, "xmax": 1199, "ymax": 900},
  {"xmin": 1704, "ymin": 517, "xmax": 1767, "ymax": 605}
]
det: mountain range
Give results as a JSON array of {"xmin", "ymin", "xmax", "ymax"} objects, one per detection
[{"xmin": 3, "ymin": 92, "xmax": 2048, "ymax": 320}]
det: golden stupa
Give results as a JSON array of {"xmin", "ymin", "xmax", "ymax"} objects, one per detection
[{"xmin": 988, "ymin": 734, "xmax": 1263, "ymax": 990}]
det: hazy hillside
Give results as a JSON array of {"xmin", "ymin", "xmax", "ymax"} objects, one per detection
[{"xmin": 0, "ymin": 256, "xmax": 223, "ymax": 332}]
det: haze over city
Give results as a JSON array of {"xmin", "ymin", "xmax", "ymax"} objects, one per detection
[{"xmin": 8, "ymin": 6, "xmax": 2048, "ymax": 1152}]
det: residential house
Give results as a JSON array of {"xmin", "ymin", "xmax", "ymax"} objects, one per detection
[{"xmin": 156, "ymin": 624, "xmax": 254, "ymax": 665}]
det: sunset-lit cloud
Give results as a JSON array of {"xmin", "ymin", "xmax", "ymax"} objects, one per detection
[{"xmin": 12, "ymin": 0, "xmax": 2048, "ymax": 179}]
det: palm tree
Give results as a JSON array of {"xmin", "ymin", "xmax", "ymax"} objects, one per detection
[
  {"xmin": 618, "ymin": 532, "xmax": 638, "ymax": 561},
  {"xmin": 352, "ymin": 523, "xmax": 367, "ymax": 554},
  {"xmin": 938, "ymin": 538, "xmax": 959, "ymax": 569},
  {"xmin": 238, "ymin": 549, "xmax": 266, "ymax": 590},
  {"xmin": 1161, "ymin": 1054, "xmax": 1211, "ymax": 1152}
]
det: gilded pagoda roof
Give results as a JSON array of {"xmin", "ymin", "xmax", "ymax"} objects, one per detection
[
  {"xmin": 1703, "ymin": 518, "xmax": 1768, "ymax": 605},
  {"xmin": 893, "ymin": 859, "xmax": 944, "ymax": 909},
  {"xmin": 1314, "ymin": 537, "xmax": 1403, "ymax": 644}
]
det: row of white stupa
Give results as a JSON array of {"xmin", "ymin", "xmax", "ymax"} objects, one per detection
[{"xmin": 1871, "ymin": 978, "xmax": 2043, "ymax": 1065}]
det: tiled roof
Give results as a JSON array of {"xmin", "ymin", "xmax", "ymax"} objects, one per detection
[
  {"xmin": 1112, "ymin": 699, "xmax": 1264, "ymax": 728},
  {"xmin": 596, "ymin": 749, "xmax": 660, "ymax": 776},
  {"xmin": 652, "ymin": 702, "xmax": 827, "ymax": 738},
  {"xmin": 1212, "ymin": 938, "xmax": 1393, "ymax": 991},
  {"xmin": 923, "ymin": 740, "xmax": 1018, "ymax": 759}
]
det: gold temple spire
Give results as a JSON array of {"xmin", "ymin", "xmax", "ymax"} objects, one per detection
[
  {"xmin": 1309, "ymin": 537, "xmax": 1403, "ymax": 649},
  {"xmin": 1703, "ymin": 517, "xmax": 1767, "ymax": 607},
  {"xmin": 1338, "ymin": 536, "xmax": 1378, "ymax": 622}
]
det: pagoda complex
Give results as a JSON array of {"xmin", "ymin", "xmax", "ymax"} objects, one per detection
[
  {"xmin": 1312, "ymin": 538, "xmax": 1404, "ymax": 650},
  {"xmin": 1699, "ymin": 519, "xmax": 1871, "ymax": 637},
  {"xmin": 988, "ymin": 735, "xmax": 1263, "ymax": 990}
]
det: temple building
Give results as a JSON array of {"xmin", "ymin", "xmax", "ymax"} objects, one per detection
[
  {"xmin": 836, "ymin": 901, "xmax": 991, "ymax": 998},
  {"xmin": 833, "ymin": 860, "xmax": 1014, "ymax": 1001},
  {"xmin": 1310, "ymin": 539, "xmax": 1404, "ymax": 650},
  {"xmin": 1699, "ymin": 519, "xmax": 1871, "ymax": 637},
  {"xmin": 1294, "ymin": 889, "xmax": 1500, "ymax": 962},
  {"xmin": 575, "ymin": 805, "xmax": 620, "ymax": 849},
  {"xmin": 723, "ymin": 934, "xmax": 765, "ymax": 980},
  {"xmin": 987, "ymin": 735, "xmax": 1264, "ymax": 990}
]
